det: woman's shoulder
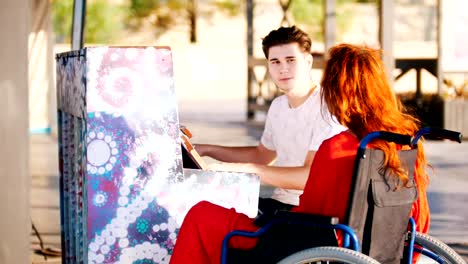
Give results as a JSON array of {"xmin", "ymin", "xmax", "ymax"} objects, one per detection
[
  {"xmin": 320, "ymin": 131, "xmax": 359, "ymax": 152},
  {"xmin": 326, "ymin": 130, "xmax": 356, "ymax": 142}
]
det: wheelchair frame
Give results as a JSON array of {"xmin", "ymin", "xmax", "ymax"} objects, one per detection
[{"xmin": 220, "ymin": 127, "xmax": 464, "ymax": 264}]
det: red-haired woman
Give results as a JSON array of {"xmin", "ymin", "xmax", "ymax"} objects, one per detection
[{"xmin": 169, "ymin": 44, "xmax": 429, "ymax": 263}]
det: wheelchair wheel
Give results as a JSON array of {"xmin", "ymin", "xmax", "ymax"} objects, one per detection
[
  {"xmin": 415, "ymin": 232, "xmax": 466, "ymax": 264},
  {"xmin": 277, "ymin": 246, "xmax": 380, "ymax": 264}
]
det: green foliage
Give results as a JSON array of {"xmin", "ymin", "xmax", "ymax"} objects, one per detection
[
  {"xmin": 51, "ymin": 0, "xmax": 73, "ymax": 43},
  {"xmin": 126, "ymin": 0, "xmax": 187, "ymax": 30},
  {"xmin": 129, "ymin": 0, "xmax": 158, "ymax": 18},
  {"xmin": 51, "ymin": 0, "xmax": 125, "ymax": 44},
  {"xmin": 213, "ymin": 0, "xmax": 242, "ymax": 17},
  {"xmin": 125, "ymin": 0, "xmax": 242, "ymax": 36},
  {"xmin": 290, "ymin": 0, "xmax": 322, "ymax": 41},
  {"xmin": 52, "ymin": 0, "xmax": 244, "ymax": 44},
  {"xmin": 290, "ymin": 0, "xmax": 363, "ymax": 42},
  {"xmin": 86, "ymin": 0, "xmax": 125, "ymax": 44}
]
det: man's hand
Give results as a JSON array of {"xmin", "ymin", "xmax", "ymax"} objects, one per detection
[
  {"xmin": 194, "ymin": 144, "xmax": 208, "ymax": 157},
  {"xmin": 204, "ymin": 150, "xmax": 316, "ymax": 190},
  {"xmin": 193, "ymin": 143, "xmax": 276, "ymax": 165}
]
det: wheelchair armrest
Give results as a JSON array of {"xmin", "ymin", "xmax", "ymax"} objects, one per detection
[{"xmin": 254, "ymin": 210, "xmax": 339, "ymax": 227}]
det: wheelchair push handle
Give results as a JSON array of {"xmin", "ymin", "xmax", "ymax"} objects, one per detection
[
  {"xmin": 412, "ymin": 127, "xmax": 463, "ymax": 146},
  {"xmin": 359, "ymin": 131, "xmax": 413, "ymax": 150}
]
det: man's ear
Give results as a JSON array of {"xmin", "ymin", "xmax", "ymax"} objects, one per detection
[{"xmin": 306, "ymin": 53, "xmax": 313, "ymax": 68}]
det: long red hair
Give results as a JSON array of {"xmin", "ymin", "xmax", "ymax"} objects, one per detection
[{"xmin": 321, "ymin": 44, "xmax": 427, "ymax": 185}]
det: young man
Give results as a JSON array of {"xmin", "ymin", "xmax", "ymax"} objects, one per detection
[{"xmin": 196, "ymin": 26, "xmax": 345, "ymax": 212}]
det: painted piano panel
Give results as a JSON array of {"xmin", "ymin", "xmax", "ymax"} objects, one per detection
[{"xmin": 56, "ymin": 47, "xmax": 259, "ymax": 264}]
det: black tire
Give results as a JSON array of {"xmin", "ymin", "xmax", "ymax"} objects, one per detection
[
  {"xmin": 415, "ymin": 232, "xmax": 466, "ymax": 264},
  {"xmin": 277, "ymin": 246, "xmax": 381, "ymax": 264}
]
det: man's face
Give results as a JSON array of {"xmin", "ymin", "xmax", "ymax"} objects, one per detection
[{"xmin": 267, "ymin": 43, "xmax": 313, "ymax": 94}]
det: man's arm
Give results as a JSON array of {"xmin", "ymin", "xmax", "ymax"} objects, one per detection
[
  {"xmin": 209, "ymin": 150, "xmax": 316, "ymax": 190},
  {"xmin": 195, "ymin": 143, "xmax": 276, "ymax": 165}
]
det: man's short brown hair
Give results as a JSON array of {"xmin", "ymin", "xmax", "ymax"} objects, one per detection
[{"xmin": 261, "ymin": 26, "xmax": 312, "ymax": 59}]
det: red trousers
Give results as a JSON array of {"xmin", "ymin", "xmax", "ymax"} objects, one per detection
[{"xmin": 170, "ymin": 201, "xmax": 258, "ymax": 264}]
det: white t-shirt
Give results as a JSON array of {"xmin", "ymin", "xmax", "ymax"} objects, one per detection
[{"xmin": 260, "ymin": 85, "xmax": 346, "ymax": 205}]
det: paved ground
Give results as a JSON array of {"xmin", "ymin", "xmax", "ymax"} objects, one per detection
[{"xmin": 30, "ymin": 105, "xmax": 468, "ymax": 263}]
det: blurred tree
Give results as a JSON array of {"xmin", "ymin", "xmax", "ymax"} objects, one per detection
[
  {"xmin": 125, "ymin": 0, "xmax": 242, "ymax": 42},
  {"xmin": 126, "ymin": 0, "xmax": 186, "ymax": 31},
  {"xmin": 188, "ymin": 0, "xmax": 197, "ymax": 42},
  {"xmin": 290, "ymin": 0, "xmax": 323, "ymax": 41},
  {"xmin": 52, "ymin": 0, "xmax": 125, "ymax": 44},
  {"xmin": 51, "ymin": 0, "xmax": 243, "ymax": 44},
  {"xmin": 212, "ymin": 0, "xmax": 241, "ymax": 16},
  {"xmin": 51, "ymin": 0, "xmax": 73, "ymax": 43},
  {"xmin": 56, "ymin": 0, "xmax": 391, "ymax": 45},
  {"xmin": 290, "ymin": 0, "xmax": 374, "ymax": 42},
  {"xmin": 86, "ymin": 0, "xmax": 125, "ymax": 43}
]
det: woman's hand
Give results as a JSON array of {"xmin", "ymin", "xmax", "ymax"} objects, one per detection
[{"xmin": 206, "ymin": 162, "xmax": 256, "ymax": 174}]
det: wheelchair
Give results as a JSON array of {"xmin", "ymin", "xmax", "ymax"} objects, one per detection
[{"xmin": 220, "ymin": 128, "xmax": 465, "ymax": 264}]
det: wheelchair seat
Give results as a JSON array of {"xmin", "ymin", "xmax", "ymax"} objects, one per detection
[{"xmin": 227, "ymin": 214, "xmax": 339, "ymax": 263}]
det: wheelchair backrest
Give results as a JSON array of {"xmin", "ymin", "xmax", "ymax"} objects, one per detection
[{"xmin": 346, "ymin": 146, "xmax": 418, "ymax": 264}]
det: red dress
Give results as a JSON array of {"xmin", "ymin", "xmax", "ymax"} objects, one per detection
[{"xmin": 170, "ymin": 131, "xmax": 430, "ymax": 264}]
